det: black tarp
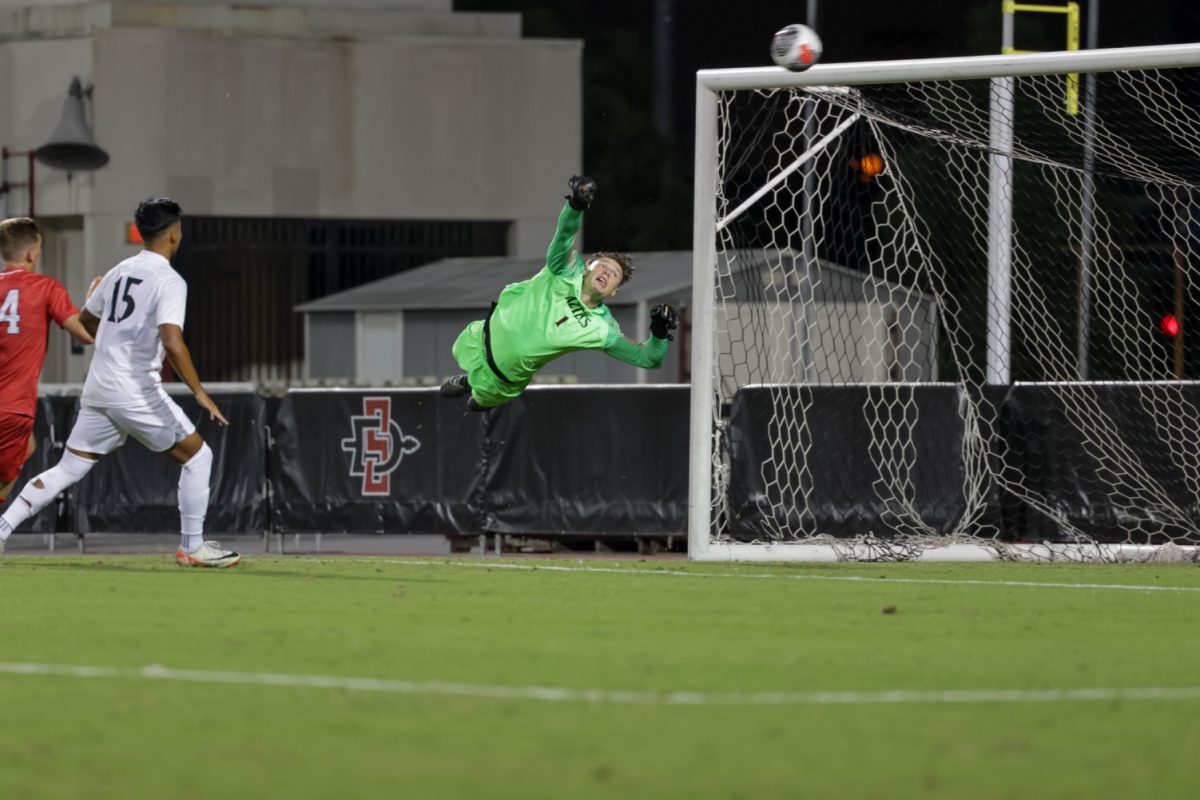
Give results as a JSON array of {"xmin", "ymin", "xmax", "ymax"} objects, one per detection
[
  {"xmin": 725, "ymin": 383, "xmax": 1200, "ymax": 544},
  {"xmin": 481, "ymin": 386, "xmax": 689, "ymax": 536},
  {"xmin": 726, "ymin": 385, "xmax": 970, "ymax": 541},
  {"xmin": 268, "ymin": 386, "xmax": 690, "ymax": 536},
  {"xmin": 14, "ymin": 383, "xmax": 1199, "ymax": 544},
  {"xmin": 996, "ymin": 384, "xmax": 1200, "ymax": 543},
  {"xmin": 71, "ymin": 392, "xmax": 268, "ymax": 533},
  {"xmin": 269, "ymin": 389, "xmax": 485, "ymax": 534},
  {"xmin": 6, "ymin": 396, "xmax": 66, "ymax": 533}
]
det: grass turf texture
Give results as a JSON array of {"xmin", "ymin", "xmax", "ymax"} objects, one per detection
[{"xmin": 1, "ymin": 556, "xmax": 1199, "ymax": 799}]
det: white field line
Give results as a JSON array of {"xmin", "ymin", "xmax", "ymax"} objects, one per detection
[
  {"xmin": 329, "ymin": 559, "xmax": 1200, "ymax": 594},
  {"xmin": 2, "ymin": 662, "xmax": 1199, "ymax": 706}
]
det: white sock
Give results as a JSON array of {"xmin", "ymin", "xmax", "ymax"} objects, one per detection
[
  {"xmin": 0, "ymin": 451, "xmax": 96, "ymax": 538},
  {"xmin": 178, "ymin": 443, "xmax": 213, "ymax": 553}
]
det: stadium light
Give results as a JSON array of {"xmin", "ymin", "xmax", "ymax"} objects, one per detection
[
  {"xmin": 36, "ymin": 77, "xmax": 109, "ymax": 173},
  {"xmin": 0, "ymin": 77, "xmax": 108, "ymax": 218}
]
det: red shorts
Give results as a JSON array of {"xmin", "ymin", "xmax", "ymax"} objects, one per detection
[{"xmin": 0, "ymin": 413, "xmax": 36, "ymax": 483}]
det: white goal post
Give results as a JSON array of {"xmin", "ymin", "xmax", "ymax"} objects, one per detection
[{"xmin": 690, "ymin": 44, "xmax": 1200, "ymax": 562}]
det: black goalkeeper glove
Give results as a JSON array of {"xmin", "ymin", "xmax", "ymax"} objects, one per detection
[
  {"xmin": 565, "ymin": 175, "xmax": 597, "ymax": 211},
  {"xmin": 650, "ymin": 304, "xmax": 679, "ymax": 341}
]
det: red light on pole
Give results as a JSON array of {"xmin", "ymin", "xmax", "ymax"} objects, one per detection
[{"xmin": 1160, "ymin": 313, "xmax": 1180, "ymax": 337}]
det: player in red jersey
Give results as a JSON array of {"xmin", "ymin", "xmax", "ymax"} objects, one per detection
[{"xmin": 0, "ymin": 217, "xmax": 93, "ymax": 505}]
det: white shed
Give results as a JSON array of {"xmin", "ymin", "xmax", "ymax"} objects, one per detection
[{"xmin": 295, "ymin": 251, "xmax": 694, "ymax": 385}]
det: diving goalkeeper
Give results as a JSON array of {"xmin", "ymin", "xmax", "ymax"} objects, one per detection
[{"xmin": 442, "ymin": 175, "xmax": 678, "ymax": 411}]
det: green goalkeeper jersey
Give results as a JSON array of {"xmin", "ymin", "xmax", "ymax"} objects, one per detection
[{"xmin": 486, "ymin": 203, "xmax": 668, "ymax": 385}]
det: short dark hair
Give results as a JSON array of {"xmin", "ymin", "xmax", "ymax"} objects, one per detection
[
  {"xmin": 588, "ymin": 251, "xmax": 634, "ymax": 285},
  {"xmin": 0, "ymin": 217, "xmax": 40, "ymax": 263},
  {"xmin": 135, "ymin": 197, "xmax": 183, "ymax": 242}
]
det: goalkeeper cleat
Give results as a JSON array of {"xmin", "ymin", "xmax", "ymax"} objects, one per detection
[
  {"xmin": 175, "ymin": 541, "xmax": 241, "ymax": 569},
  {"xmin": 440, "ymin": 374, "xmax": 471, "ymax": 398}
]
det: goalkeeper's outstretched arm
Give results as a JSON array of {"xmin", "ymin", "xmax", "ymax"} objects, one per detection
[
  {"xmin": 605, "ymin": 336, "xmax": 668, "ymax": 369},
  {"xmin": 546, "ymin": 175, "xmax": 596, "ymax": 277},
  {"xmin": 602, "ymin": 304, "xmax": 679, "ymax": 369}
]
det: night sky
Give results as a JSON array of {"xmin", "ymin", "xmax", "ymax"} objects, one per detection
[{"xmin": 455, "ymin": 1, "xmax": 1200, "ymax": 250}]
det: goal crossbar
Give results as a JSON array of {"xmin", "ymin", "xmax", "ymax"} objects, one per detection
[{"xmin": 698, "ymin": 43, "xmax": 1200, "ymax": 91}]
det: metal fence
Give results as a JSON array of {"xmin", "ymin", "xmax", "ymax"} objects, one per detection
[{"xmin": 172, "ymin": 216, "xmax": 509, "ymax": 382}]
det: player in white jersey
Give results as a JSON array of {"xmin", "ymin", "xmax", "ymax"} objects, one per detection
[{"xmin": 0, "ymin": 198, "xmax": 239, "ymax": 567}]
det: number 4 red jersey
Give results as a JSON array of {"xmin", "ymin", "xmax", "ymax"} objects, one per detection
[{"xmin": 0, "ymin": 267, "xmax": 78, "ymax": 418}]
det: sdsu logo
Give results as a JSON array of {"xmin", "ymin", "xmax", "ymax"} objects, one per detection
[{"xmin": 341, "ymin": 397, "xmax": 421, "ymax": 495}]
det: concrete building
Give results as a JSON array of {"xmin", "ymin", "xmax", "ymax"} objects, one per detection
[{"xmin": 0, "ymin": 0, "xmax": 581, "ymax": 382}]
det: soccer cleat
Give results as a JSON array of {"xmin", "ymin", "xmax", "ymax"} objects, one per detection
[
  {"xmin": 175, "ymin": 541, "xmax": 241, "ymax": 569},
  {"xmin": 440, "ymin": 374, "xmax": 471, "ymax": 398}
]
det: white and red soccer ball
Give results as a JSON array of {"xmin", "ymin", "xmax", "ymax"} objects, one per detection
[{"xmin": 770, "ymin": 24, "xmax": 822, "ymax": 72}]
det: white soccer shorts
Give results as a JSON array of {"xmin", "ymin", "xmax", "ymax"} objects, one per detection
[{"xmin": 67, "ymin": 391, "xmax": 197, "ymax": 454}]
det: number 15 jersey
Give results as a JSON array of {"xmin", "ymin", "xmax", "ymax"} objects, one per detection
[{"xmin": 82, "ymin": 250, "xmax": 187, "ymax": 409}]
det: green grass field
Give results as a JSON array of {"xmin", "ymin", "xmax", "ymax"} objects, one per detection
[{"xmin": 1, "ymin": 555, "xmax": 1199, "ymax": 799}]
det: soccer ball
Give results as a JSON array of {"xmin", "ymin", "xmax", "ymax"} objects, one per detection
[{"xmin": 770, "ymin": 24, "xmax": 822, "ymax": 72}]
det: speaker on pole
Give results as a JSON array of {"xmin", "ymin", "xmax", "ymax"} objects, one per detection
[{"xmin": 35, "ymin": 77, "xmax": 109, "ymax": 172}]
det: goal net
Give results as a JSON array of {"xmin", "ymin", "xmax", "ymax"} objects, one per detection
[{"xmin": 690, "ymin": 45, "xmax": 1200, "ymax": 562}]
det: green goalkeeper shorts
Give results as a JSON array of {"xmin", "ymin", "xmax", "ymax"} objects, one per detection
[{"xmin": 451, "ymin": 320, "xmax": 527, "ymax": 408}]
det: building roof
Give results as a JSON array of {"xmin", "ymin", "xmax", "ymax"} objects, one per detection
[
  {"xmin": 295, "ymin": 249, "xmax": 936, "ymax": 315},
  {"xmin": 295, "ymin": 251, "xmax": 695, "ymax": 313}
]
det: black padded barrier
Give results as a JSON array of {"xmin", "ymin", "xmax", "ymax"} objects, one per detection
[{"xmin": 70, "ymin": 391, "xmax": 268, "ymax": 534}]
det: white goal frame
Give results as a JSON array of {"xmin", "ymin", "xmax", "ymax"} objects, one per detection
[{"xmin": 690, "ymin": 43, "xmax": 1200, "ymax": 562}]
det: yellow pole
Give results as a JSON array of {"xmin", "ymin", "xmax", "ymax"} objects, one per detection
[
  {"xmin": 1065, "ymin": 3, "xmax": 1080, "ymax": 115},
  {"xmin": 1003, "ymin": 1, "xmax": 1082, "ymax": 114}
]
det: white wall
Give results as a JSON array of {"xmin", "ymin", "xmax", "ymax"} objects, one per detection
[
  {"xmin": 0, "ymin": 2, "xmax": 520, "ymax": 40},
  {"xmin": 35, "ymin": 217, "xmax": 89, "ymax": 382},
  {"xmin": 358, "ymin": 311, "xmax": 405, "ymax": 382}
]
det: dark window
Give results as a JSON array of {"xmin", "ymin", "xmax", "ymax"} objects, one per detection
[{"xmin": 172, "ymin": 217, "xmax": 508, "ymax": 382}]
